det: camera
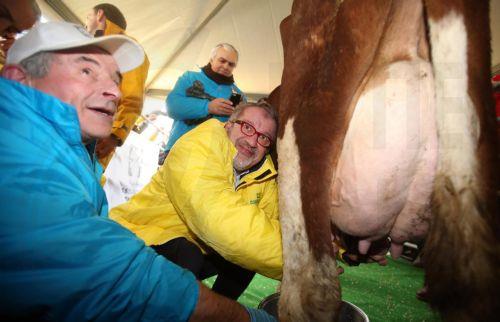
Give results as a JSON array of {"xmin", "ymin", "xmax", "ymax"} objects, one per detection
[{"xmin": 229, "ymin": 93, "xmax": 242, "ymax": 106}]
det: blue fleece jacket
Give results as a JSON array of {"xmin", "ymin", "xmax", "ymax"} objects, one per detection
[{"xmin": 165, "ymin": 69, "xmax": 243, "ymax": 150}]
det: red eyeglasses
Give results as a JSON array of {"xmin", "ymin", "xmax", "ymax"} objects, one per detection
[{"xmin": 232, "ymin": 120, "xmax": 273, "ymax": 148}]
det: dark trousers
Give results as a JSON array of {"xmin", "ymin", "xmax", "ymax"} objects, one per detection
[{"xmin": 152, "ymin": 237, "xmax": 255, "ymax": 300}]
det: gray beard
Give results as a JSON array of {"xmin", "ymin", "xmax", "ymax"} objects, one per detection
[{"xmin": 233, "ymin": 154, "xmax": 253, "ymax": 172}]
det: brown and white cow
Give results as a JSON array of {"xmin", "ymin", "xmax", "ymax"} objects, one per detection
[{"xmin": 275, "ymin": 0, "xmax": 499, "ymax": 321}]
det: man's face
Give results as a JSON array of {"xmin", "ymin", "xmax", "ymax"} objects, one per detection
[
  {"xmin": 30, "ymin": 46, "xmax": 122, "ymax": 143},
  {"xmin": 85, "ymin": 9, "xmax": 99, "ymax": 34},
  {"xmin": 226, "ymin": 106, "xmax": 276, "ymax": 172},
  {"xmin": 0, "ymin": 0, "xmax": 38, "ymax": 36},
  {"xmin": 210, "ymin": 47, "xmax": 237, "ymax": 77}
]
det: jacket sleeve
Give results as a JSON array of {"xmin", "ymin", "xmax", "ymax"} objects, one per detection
[
  {"xmin": 112, "ymin": 56, "xmax": 150, "ymax": 143},
  {"xmin": 164, "ymin": 125, "xmax": 283, "ymax": 280},
  {"xmin": 166, "ymin": 72, "xmax": 211, "ymax": 120}
]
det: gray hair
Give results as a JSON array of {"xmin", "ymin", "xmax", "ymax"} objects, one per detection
[
  {"xmin": 19, "ymin": 51, "xmax": 54, "ymax": 78},
  {"xmin": 209, "ymin": 43, "xmax": 239, "ymax": 62},
  {"xmin": 229, "ymin": 101, "xmax": 278, "ymax": 129}
]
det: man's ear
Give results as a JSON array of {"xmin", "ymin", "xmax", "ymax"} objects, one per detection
[
  {"xmin": 2, "ymin": 65, "xmax": 31, "ymax": 85},
  {"xmin": 96, "ymin": 9, "xmax": 105, "ymax": 21},
  {"xmin": 96, "ymin": 9, "xmax": 107, "ymax": 30},
  {"xmin": 95, "ymin": 9, "xmax": 104, "ymax": 20}
]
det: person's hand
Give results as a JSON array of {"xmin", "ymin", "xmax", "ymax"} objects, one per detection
[
  {"xmin": 331, "ymin": 237, "xmax": 346, "ymax": 274},
  {"xmin": 345, "ymin": 237, "xmax": 389, "ymax": 266},
  {"xmin": 343, "ymin": 250, "xmax": 389, "ymax": 266},
  {"xmin": 208, "ymin": 98, "xmax": 235, "ymax": 116},
  {"xmin": 96, "ymin": 135, "xmax": 120, "ymax": 159},
  {"xmin": 336, "ymin": 232, "xmax": 389, "ymax": 267}
]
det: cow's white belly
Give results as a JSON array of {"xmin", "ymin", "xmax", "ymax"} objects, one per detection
[{"xmin": 331, "ymin": 59, "xmax": 438, "ymax": 244}]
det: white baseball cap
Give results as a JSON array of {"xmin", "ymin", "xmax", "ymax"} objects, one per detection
[{"xmin": 6, "ymin": 21, "xmax": 144, "ymax": 73}]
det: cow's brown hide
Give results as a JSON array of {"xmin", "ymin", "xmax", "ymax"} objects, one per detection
[
  {"xmin": 423, "ymin": 0, "xmax": 500, "ymax": 321},
  {"xmin": 276, "ymin": 0, "xmax": 500, "ymax": 321}
]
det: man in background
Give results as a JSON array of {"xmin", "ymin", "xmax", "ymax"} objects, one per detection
[
  {"xmin": 86, "ymin": 2, "xmax": 150, "ymax": 168},
  {"xmin": 160, "ymin": 42, "xmax": 244, "ymax": 164}
]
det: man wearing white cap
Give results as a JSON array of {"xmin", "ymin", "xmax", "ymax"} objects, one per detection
[{"xmin": 0, "ymin": 21, "xmax": 275, "ymax": 322}]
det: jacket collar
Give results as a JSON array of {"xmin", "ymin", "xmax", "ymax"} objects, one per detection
[
  {"xmin": 201, "ymin": 63, "xmax": 235, "ymax": 85},
  {"xmin": 103, "ymin": 19, "xmax": 125, "ymax": 36},
  {"xmin": 234, "ymin": 154, "xmax": 277, "ymax": 190}
]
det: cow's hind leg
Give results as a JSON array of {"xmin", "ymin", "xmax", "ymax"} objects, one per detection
[{"xmin": 425, "ymin": 1, "xmax": 500, "ymax": 321}]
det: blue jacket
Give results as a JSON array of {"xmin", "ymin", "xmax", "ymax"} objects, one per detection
[
  {"xmin": 165, "ymin": 69, "xmax": 243, "ymax": 150},
  {"xmin": 0, "ymin": 78, "xmax": 198, "ymax": 321}
]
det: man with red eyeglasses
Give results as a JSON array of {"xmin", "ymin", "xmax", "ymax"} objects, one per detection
[{"xmin": 110, "ymin": 102, "xmax": 282, "ymax": 300}]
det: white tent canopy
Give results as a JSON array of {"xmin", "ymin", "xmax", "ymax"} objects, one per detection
[{"xmin": 38, "ymin": 0, "xmax": 500, "ymax": 101}]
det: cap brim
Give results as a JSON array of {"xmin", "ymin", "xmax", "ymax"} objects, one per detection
[
  {"xmin": 40, "ymin": 34, "xmax": 144, "ymax": 73},
  {"xmin": 90, "ymin": 35, "xmax": 145, "ymax": 73}
]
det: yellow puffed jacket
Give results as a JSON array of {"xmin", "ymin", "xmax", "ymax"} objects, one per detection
[
  {"xmin": 99, "ymin": 19, "xmax": 150, "ymax": 167},
  {"xmin": 110, "ymin": 119, "xmax": 283, "ymax": 280}
]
